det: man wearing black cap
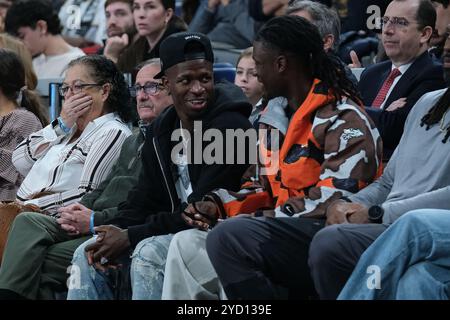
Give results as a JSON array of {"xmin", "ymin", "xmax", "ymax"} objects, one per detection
[{"xmin": 67, "ymin": 32, "xmax": 253, "ymax": 300}]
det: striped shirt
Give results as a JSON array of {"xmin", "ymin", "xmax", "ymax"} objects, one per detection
[
  {"xmin": 0, "ymin": 108, "xmax": 43, "ymax": 202},
  {"xmin": 12, "ymin": 112, "xmax": 131, "ymax": 214}
]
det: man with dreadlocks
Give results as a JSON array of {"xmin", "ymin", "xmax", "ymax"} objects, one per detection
[
  {"xmin": 160, "ymin": 15, "xmax": 382, "ymax": 300},
  {"xmin": 307, "ymin": 24, "xmax": 450, "ymax": 300}
]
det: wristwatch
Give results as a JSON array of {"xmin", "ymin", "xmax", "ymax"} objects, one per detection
[{"xmin": 368, "ymin": 205, "xmax": 384, "ymax": 223}]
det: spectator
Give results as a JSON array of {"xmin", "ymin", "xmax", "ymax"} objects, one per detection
[
  {"xmin": 0, "ymin": 58, "xmax": 172, "ymax": 300},
  {"xmin": 0, "ymin": 56, "xmax": 133, "ymax": 288},
  {"xmin": 102, "ymin": 0, "xmax": 138, "ymax": 62},
  {"xmin": 116, "ymin": 0, "xmax": 187, "ymax": 74},
  {"xmin": 5, "ymin": 0, "xmax": 85, "ymax": 78},
  {"xmin": 66, "ymin": 32, "xmax": 253, "ymax": 300},
  {"xmin": 0, "ymin": 49, "xmax": 46, "ymax": 202},
  {"xmin": 0, "ymin": 34, "xmax": 39, "ymax": 90},
  {"xmin": 162, "ymin": 16, "xmax": 382, "ymax": 300},
  {"xmin": 234, "ymin": 47, "xmax": 264, "ymax": 124},
  {"xmin": 188, "ymin": 0, "xmax": 255, "ymax": 49},
  {"xmin": 59, "ymin": 0, "xmax": 107, "ymax": 47},
  {"xmin": 308, "ymin": 27, "xmax": 450, "ymax": 299},
  {"xmin": 358, "ymin": 0, "xmax": 445, "ymax": 158},
  {"xmin": 286, "ymin": 0, "xmax": 358, "ymax": 86}
]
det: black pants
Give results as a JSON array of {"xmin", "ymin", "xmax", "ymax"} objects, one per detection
[
  {"xmin": 308, "ymin": 223, "xmax": 388, "ymax": 299},
  {"xmin": 206, "ymin": 216, "xmax": 325, "ymax": 299}
]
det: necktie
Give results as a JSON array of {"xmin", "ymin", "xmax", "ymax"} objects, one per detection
[{"xmin": 371, "ymin": 68, "xmax": 401, "ymax": 108}]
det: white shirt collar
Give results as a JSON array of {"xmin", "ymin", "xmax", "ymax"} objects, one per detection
[{"xmin": 391, "ymin": 62, "xmax": 413, "ymax": 75}]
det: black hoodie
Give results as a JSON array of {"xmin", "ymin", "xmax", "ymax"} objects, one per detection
[{"xmin": 106, "ymin": 82, "xmax": 253, "ymax": 247}]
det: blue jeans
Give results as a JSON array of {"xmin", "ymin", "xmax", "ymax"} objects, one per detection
[
  {"xmin": 67, "ymin": 234, "xmax": 172, "ymax": 300},
  {"xmin": 338, "ymin": 209, "xmax": 450, "ymax": 300}
]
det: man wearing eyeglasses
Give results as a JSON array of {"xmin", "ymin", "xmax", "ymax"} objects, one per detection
[
  {"xmin": 0, "ymin": 58, "xmax": 172, "ymax": 300},
  {"xmin": 358, "ymin": 0, "xmax": 446, "ymax": 161}
]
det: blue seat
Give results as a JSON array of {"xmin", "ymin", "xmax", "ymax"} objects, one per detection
[
  {"xmin": 175, "ymin": 0, "xmax": 183, "ymax": 16},
  {"xmin": 213, "ymin": 62, "xmax": 234, "ymax": 69},
  {"xmin": 213, "ymin": 67, "xmax": 236, "ymax": 83}
]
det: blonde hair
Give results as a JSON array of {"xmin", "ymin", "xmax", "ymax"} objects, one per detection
[
  {"xmin": 0, "ymin": 33, "xmax": 38, "ymax": 90},
  {"xmin": 236, "ymin": 47, "xmax": 254, "ymax": 68}
]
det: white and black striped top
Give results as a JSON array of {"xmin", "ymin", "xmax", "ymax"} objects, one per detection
[{"xmin": 13, "ymin": 112, "xmax": 131, "ymax": 215}]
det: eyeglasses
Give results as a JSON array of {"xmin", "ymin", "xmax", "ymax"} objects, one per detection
[
  {"xmin": 59, "ymin": 82, "xmax": 103, "ymax": 96},
  {"xmin": 129, "ymin": 82, "xmax": 163, "ymax": 97},
  {"xmin": 380, "ymin": 16, "xmax": 412, "ymax": 29}
]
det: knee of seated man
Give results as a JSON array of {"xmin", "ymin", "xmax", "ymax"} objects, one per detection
[
  {"xmin": 13, "ymin": 211, "xmax": 38, "ymax": 225},
  {"xmin": 131, "ymin": 235, "xmax": 172, "ymax": 267},
  {"xmin": 168, "ymin": 229, "xmax": 209, "ymax": 262},
  {"xmin": 206, "ymin": 217, "xmax": 253, "ymax": 259},
  {"xmin": 308, "ymin": 224, "xmax": 346, "ymax": 267},
  {"xmin": 208, "ymin": 217, "xmax": 251, "ymax": 242},
  {"xmin": 72, "ymin": 237, "xmax": 96, "ymax": 262}
]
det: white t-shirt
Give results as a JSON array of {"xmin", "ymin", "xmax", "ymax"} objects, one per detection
[
  {"xmin": 174, "ymin": 121, "xmax": 193, "ymax": 203},
  {"xmin": 33, "ymin": 46, "xmax": 85, "ymax": 78}
]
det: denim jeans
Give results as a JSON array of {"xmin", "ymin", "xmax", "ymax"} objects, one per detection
[
  {"xmin": 67, "ymin": 234, "xmax": 172, "ymax": 300},
  {"xmin": 338, "ymin": 209, "xmax": 450, "ymax": 300},
  {"xmin": 130, "ymin": 234, "xmax": 173, "ymax": 300}
]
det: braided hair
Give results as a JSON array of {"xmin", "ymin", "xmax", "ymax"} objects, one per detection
[
  {"xmin": 254, "ymin": 15, "xmax": 361, "ymax": 104},
  {"xmin": 420, "ymin": 88, "xmax": 450, "ymax": 143}
]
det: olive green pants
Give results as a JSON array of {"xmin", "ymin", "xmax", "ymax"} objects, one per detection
[{"xmin": 0, "ymin": 212, "xmax": 91, "ymax": 299}]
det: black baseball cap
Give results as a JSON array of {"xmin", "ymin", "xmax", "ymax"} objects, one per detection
[{"xmin": 154, "ymin": 32, "xmax": 214, "ymax": 79}]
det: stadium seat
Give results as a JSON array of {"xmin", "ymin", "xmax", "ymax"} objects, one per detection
[
  {"xmin": 213, "ymin": 67, "xmax": 236, "ymax": 83},
  {"xmin": 214, "ymin": 62, "xmax": 235, "ymax": 69}
]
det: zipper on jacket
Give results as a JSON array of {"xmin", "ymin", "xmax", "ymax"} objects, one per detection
[{"xmin": 153, "ymin": 137, "xmax": 175, "ymax": 213}]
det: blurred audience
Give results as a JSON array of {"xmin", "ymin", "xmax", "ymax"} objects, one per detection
[
  {"xmin": 189, "ymin": 0, "xmax": 255, "ymax": 49},
  {"xmin": 59, "ymin": 0, "xmax": 107, "ymax": 47},
  {"xmin": 116, "ymin": 0, "xmax": 187, "ymax": 74},
  {"xmin": 101, "ymin": 0, "xmax": 138, "ymax": 62},
  {"xmin": 5, "ymin": 0, "xmax": 85, "ymax": 78}
]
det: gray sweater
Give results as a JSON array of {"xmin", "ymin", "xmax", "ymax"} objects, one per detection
[{"xmin": 349, "ymin": 88, "xmax": 450, "ymax": 224}]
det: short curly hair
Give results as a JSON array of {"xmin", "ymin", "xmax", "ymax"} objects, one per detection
[
  {"xmin": 5, "ymin": 0, "xmax": 62, "ymax": 36},
  {"xmin": 67, "ymin": 55, "xmax": 132, "ymax": 123}
]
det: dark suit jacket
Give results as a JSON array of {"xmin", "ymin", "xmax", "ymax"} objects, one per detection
[{"xmin": 358, "ymin": 51, "xmax": 446, "ymax": 153}]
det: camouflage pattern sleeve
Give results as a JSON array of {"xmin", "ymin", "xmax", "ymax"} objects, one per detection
[{"xmin": 277, "ymin": 101, "xmax": 383, "ymax": 219}]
